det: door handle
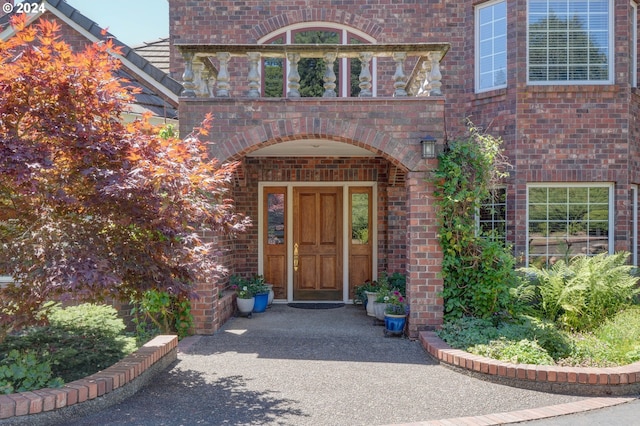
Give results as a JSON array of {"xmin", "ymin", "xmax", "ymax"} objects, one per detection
[{"xmin": 294, "ymin": 243, "xmax": 299, "ymax": 271}]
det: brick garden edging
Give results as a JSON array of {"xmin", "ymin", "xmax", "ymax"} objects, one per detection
[
  {"xmin": 0, "ymin": 335, "xmax": 178, "ymax": 425},
  {"xmin": 420, "ymin": 331, "xmax": 640, "ymax": 397}
]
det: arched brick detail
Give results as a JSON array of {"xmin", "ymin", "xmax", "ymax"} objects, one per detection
[
  {"xmin": 252, "ymin": 9, "xmax": 383, "ymax": 40},
  {"xmin": 217, "ymin": 118, "xmax": 422, "ymax": 171}
]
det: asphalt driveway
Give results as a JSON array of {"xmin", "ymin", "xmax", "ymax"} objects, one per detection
[{"xmin": 63, "ymin": 304, "xmax": 591, "ymax": 425}]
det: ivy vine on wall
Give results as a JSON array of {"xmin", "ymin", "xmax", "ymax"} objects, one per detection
[{"xmin": 432, "ymin": 123, "xmax": 518, "ymax": 320}]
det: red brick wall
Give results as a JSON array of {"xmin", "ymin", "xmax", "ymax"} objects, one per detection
[
  {"xmin": 406, "ymin": 170, "xmax": 443, "ymax": 336},
  {"xmin": 168, "ymin": 0, "xmax": 466, "ymax": 95},
  {"xmin": 460, "ymin": 0, "xmax": 637, "ymax": 257},
  {"xmin": 179, "ymin": 95, "xmax": 444, "ymax": 332},
  {"xmin": 179, "ymin": 98, "xmax": 444, "ymax": 170},
  {"xmin": 171, "ymin": 0, "xmax": 640, "ymax": 332}
]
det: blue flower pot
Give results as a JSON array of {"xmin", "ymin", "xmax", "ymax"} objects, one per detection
[
  {"xmin": 384, "ymin": 314, "xmax": 406, "ymax": 333},
  {"xmin": 253, "ymin": 292, "xmax": 269, "ymax": 313}
]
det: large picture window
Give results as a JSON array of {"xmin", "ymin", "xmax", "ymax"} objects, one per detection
[
  {"xmin": 476, "ymin": 0, "xmax": 507, "ymax": 92},
  {"xmin": 527, "ymin": 184, "xmax": 613, "ymax": 266},
  {"xmin": 528, "ymin": 0, "xmax": 612, "ymax": 84}
]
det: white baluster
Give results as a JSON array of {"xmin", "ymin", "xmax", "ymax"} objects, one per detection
[
  {"xmin": 358, "ymin": 52, "xmax": 373, "ymax": 97},
  {"xmin": 323, "ymin": 52, "xmax": 337, "ymax": 97},
  {"xmin": 393, "ymin": 52, "xmax": 408, "ymax": 97},
  {"xmin": 181, "ymin": 51, "xmax": 196, "ymax": 97},
  {"xmin": 216, "ymin": 52, "xmax": 231, "ymax": 97},
  {"xmin": 247, "ymin": 52, "xmax": 261, "ymax": 98},
  {"xmin": 428, "ymin": 51, "xmax": 442, "ymax": 96},
  {"xmin": 287, "ymin": 52, "xmax": 301, "ymax": 98}
]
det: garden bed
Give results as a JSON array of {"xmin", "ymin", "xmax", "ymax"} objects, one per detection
[
  {"xmin": 0, "ymin": 335, "xmax": 177, "ymax": 425},
  {"xmin": 420, "ymin": 331, "xmax": 640, "ymax": 396}
]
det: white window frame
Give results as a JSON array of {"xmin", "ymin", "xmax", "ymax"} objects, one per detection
[
  {"xmin": 476, "ymin": 186, "xmax": 507, "ymax": 243},
  {"xmin": 526, "ymin": 0, "xmax": 615, "ymax": 85},
  {"xmin": 632, "ymin": 185, "xmax": 638, "ymax": 266},
  {"xmin": 475, "ymin": 0, "xmax": 508, "ymax": 93},
  {"xmin": 632, "ymin": 1, "xmax": 638, "ymax": 88},
  {"xmin": 525, "ymin": 183, "xmax": 614, "ymax": 264}
]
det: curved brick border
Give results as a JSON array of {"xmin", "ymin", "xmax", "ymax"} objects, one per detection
[
  {"xmin": 415, "ymin": 396, "xmax": 637, "ymax": 426},
  {"xmin": 0, "ymin": 335, "xmax": 178, "ymax": 425},
  {"xmin": 420, "ymin": 331, "xmax": 640, "ymax": 396}
]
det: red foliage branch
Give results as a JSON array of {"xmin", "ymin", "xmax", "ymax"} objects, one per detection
[{"xmin": 0, "ymin": 17, "xmax": 249, "ymax": 338}]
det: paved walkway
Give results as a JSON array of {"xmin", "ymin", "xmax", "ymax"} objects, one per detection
[{"xmin": 66, "ymin": 305, "xmax": 636, "ymax": 425}]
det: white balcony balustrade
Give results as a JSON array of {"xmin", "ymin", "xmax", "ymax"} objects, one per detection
[{"xmin": 176, "ymin": 43, "xmax": 449, "ymax": 99}]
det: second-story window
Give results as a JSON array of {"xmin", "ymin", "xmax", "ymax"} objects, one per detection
[
  {"xmin": 528, "ymin": 0, "xmax": 613, "ymax": 84},
  {"xmin": 476, "ymin": 0, "xmax": 507, "ymax": 93},
  {"xmin": 261, "ymin": 24, "xmax": 375, "ymax": 97}
]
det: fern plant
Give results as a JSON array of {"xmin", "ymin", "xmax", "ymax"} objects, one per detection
[{"xmin": 519, "ymin": 252, "xmax": 639, "ymax": 332}]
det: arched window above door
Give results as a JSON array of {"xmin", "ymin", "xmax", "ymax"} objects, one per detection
[{"xmin": 259, "ymin": 23, "xmax": 377, "ymax": 97}]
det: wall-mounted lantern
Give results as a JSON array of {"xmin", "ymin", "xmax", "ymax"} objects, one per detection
[{"xmin": 421, "ymin": 135, "xmax": 437, "ymax": 159}]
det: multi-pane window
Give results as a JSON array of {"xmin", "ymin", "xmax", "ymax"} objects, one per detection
[
  {"xmin": 476, "ymin": 0, "xmax": 507, "ymax": 92},
  {"xmin": 527, "ymin": 184, "xmax": 612, "ymax": 266},
  {"xmin": 528, "ymin": 0, "xmax": 612, "ymax": 83},
  {"xmin": 478, "ymin": 188, "xmax": 507, "ymax": 243},
  {"xmin": 262, "ymin": 26, "xmax": 373, "ymax": 97}
]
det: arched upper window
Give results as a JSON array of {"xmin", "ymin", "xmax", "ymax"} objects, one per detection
[{"xmin": 258, "ymin": 23, "xmax": 377, "ymax": 97}]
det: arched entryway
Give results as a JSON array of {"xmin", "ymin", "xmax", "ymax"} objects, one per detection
[{"xmin": 183, "ymin": 99, "xmax": 445, "ymax": 339}]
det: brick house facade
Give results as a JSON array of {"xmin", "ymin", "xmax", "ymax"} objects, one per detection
[
  {"xmin": 6, "ymin": 1, "xmax": 636, "ymax": 339},
  {"xmin": 167, "ymin": 0, "xmax": 640, "ymax": 338}
]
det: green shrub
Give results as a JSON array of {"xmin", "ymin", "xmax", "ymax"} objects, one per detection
[
  {"xmin": 560, "ymin": 308, "xmax": 640, "ymax": 367},
  {"xmin": 438, "ymin": 315, "xmax": 572, "ymax": 361},
  {"xmin": 130, "ymin": 289, "xmax": 194, "ymax": 340},
  {"xmin": 582, "ymin": 307, "xmax": 640, "ymax": 366},
  {"xmin": 470, "ymin": 338, "xmax": 555, "ymax": 365},
  {"xmin": 0, "ymin": 350, "xmax": 63, "ymax": 394},
  {"xmin": 516, "ymin": 316, "xmax": 572, "ymax": 360},
  {"xmin": 436, "ymin": 316, "xmax": 499, "ymax": 348},
  {"xmin": 561, "ymin": 333, "xmax": 616, "ymax": 367},
  {"xmin": 388, "ymin": 272, "xmax": 406, "ymax": 296},
  {"xmin": 519, "ymin": 252, "xmax": 640, "ymax": 331},
  {"xmin": 0, "ymin": 304, "xmax": 136, "ymax": 383},
  {"xmin": 433, "ymin": 124, "xmax": 518, "ymax": 320},
  {"xmin": 48, "ymin": 303, "xmax": 125, "ymax": 337}
]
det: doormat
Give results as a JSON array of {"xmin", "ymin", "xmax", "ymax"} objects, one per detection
[{"xmin": 287, "ymin": 303, "xmax": 345, "ymax": 309}]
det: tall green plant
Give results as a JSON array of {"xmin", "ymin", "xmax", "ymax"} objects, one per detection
[
  {"xmin": 433, "ymin": 123, "xmax": 517, "ymax": 320},
  {"xmin": 130, "ymin": 290, "xmax": 194, "ymax": 339},
  {"xmin": 519, "ymin": 252, "xmax": 640, "ymax": 331}
]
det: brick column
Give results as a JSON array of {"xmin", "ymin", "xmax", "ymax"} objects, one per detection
[
  {"xmin": 192, "ymin": 280, "xmax": 218, "ymax": 334},
  {"xmin": 405, "ymin": 171, "xmax": 443, "ymax": 338},
  {"xmin": 191, "ymin": 230, "xmax": 233, "ymax": 334}
]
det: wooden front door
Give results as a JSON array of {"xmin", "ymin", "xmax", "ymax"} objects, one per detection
[{"xmin": 293, "ymin": 187, "xmax": 343, "ymax": 300}]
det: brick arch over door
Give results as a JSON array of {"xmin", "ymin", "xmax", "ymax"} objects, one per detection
[
  {"xmin": 218, "ymin": 118, "xmax": 424, "ymax": 172},
  {"xmin": 252, "ymin": 9, "xmax": 384, "ymax": 41}
]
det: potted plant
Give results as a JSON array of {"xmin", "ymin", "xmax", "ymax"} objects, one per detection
[
  {"xmin": 249, "ymin": 274, "xmax": 270, "ymax": 313},
  {"xmin": 230, "ymin": 275, "xmax": 254, "ymax": 317},
  {"xmin": 355, "ymin": 280, "xmax": 378, "ymax": 316},
  {"xmin": 383, "ymin": 290, "xmax": 407, "ymax": 336},
  {"xmin": 373, "ymin": 287, "xmax": 390, "ymax": 321}
]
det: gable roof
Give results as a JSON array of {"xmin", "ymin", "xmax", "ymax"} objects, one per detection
[
  {"xmin": 0, "ymin": 0, "xmax": 181, "ymax": 120},
  {"xmin": 133, "ymin": 38, "xmax": 171, "ymax": 75}
]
